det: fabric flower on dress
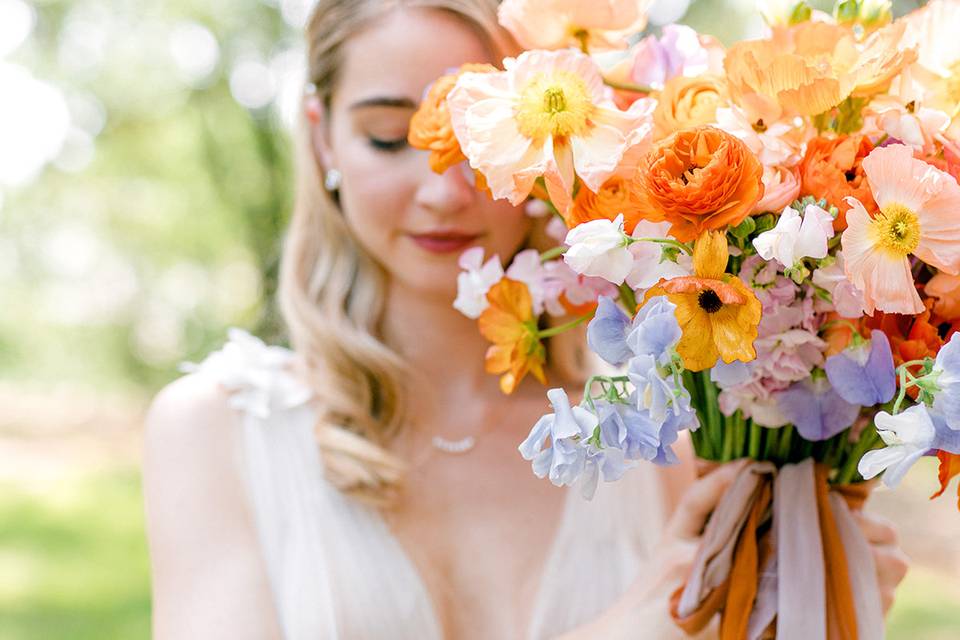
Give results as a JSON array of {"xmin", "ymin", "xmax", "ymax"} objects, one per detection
[
  {"xmin": 841, "ymin": 144, "xmax": 960, "ymax": 315},
  {"xmin": 775, "ymin": 376, "xmax": 861, "ymax": 441},
  {"xmin": 497, "ymin": 0, "xmax": 652, "ymax": 52},
  {"xmin": 634, "ymin": 125, "xmax": 764, "ymax": 242},
  {"xmin": 563, "ymin": 214, "xmax": 633, "ymax": 284},
  {"xmin": 824, "ymin": 330, "xmax": 897, "ymax": 407},
  {"xmin": 179, "ymin": 328, "xmax": 313, "ymax": 419},
  {"xmin": 447, "ymin": 49, "xmax": 655, "ymax": 217},
  {"xmin": 478, "ymin": 278, "xmax": 546, "ymax": 394},
  {"xmin": 453, "ymin": 247, "xmax": 504, "ymax": 318},
  {"xmin": 645, "ymin": 230, "xmax": 762, "ymax": 371},
  {"xmin": 753, "ymin": 203, "xmax": 835, "ymax": 269}
]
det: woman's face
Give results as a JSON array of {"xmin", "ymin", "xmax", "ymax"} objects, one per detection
[{"xmin": 311, "ymin": 8, "xmax": 531, "ymax": 300}]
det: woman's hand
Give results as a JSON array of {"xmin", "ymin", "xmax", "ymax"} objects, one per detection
[
  {"xmin": 556, "ymin": 460, "xmax": 747, "ymax": 640},
  {"xmin": 853, "ymin": 510, "xmax": 910, "ymax": 614}
]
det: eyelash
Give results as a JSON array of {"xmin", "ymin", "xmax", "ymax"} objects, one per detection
[{"xmin": 368, "ymin": 136, "xmax": 409, "ymax": 152}]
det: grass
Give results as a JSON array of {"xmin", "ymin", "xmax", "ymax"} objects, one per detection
[
  {"xmin": 0, "ymin": 469, "xmax": 151, "ymax": 640},
  {"xmin": 0, "ymin": 467, "xmax": 957, "ymax": 639}
]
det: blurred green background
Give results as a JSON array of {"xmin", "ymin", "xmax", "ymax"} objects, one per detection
[{"xmin": 1, "ymin": 0, "xmax": 957, "ymax": 638}]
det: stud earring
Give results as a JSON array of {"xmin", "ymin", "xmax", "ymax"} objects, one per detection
[{"xmin": 324, "ymin": 168, "xmax": 342, "ymax": 192}]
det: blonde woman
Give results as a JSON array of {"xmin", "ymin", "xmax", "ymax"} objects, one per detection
[{"xmin": 143, "ymin": 1, "xmax": 908, "ymax": 638}]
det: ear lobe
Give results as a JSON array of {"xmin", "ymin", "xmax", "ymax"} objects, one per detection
[{"xmin": 304, "ymin": 94, "xmax": 336, "ymax": 173}]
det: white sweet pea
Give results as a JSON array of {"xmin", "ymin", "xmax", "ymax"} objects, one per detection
[
  {"xmin": 625, "ymin": 220, "xmax": 693, "ymax": 291},
  {"xmin": 453, "ymin": 247, "xmax": 503, "ymax": 319},
  {"xmin": 563, "ymin": 214, "xmax": 633, "ymax": 285},
  {"xmin": 858, "ymin": 405, "xmax": 936, "ymax": 487},
  {"xmin": 753, "ymin": 204, "xmax": 835, "ymax": 268}
]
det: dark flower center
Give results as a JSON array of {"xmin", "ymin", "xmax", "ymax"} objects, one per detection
[{"xmin": 698, "ymin": 289, "xmax": 723, "ymax": 313}]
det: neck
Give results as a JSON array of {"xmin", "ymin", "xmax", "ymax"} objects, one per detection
[{"xmin": 381, "ymin": 279, "xmax": 503, "ymax": 417}]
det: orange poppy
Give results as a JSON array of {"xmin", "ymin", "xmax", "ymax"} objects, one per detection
[
  {"xmin": 478, "ymin": 278, "xmax": 547, "ymax": 394},
  {"xmin": 930, "ymin": 451, "xmax": 960, "ymax": 511}
]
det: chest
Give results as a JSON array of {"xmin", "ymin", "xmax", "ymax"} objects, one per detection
[{"xmin": 385, "ymin": 436, "xmax": 570, "ymax": 639}]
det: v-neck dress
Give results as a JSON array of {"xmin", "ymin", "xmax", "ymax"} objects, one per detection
[{"xmin": 182, "ymin": 329, "xmax": 703, "ymax": 639}]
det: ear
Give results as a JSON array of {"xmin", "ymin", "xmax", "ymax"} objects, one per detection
[{"xmin": 304, "ymin": 93, "xmax": 337, "ymax": 174}]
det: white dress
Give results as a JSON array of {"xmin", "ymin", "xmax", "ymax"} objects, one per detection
[{"xmin": 182, "ymin": 329, "xmax": 697, "ymax": 639}]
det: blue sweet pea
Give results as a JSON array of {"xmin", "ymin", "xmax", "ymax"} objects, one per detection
[
  {"xmin": 776, "ymin": 377, "xmax": 861, "ymax": 441},
  {"xmin": 933, "ymin": 333, "xmax": 960, "ymax": 430},
  {"xmin": 586, "ymin": 296, "xmax": 633, "ymax": 366},
  {"xmin": 627, "ymin": 353, "xmax": 678, "ymax": 424},
  {"xmin": 824, "ymin": 330, "xmax": 896, "ymax": 407},
  {"xmin": 626, "ymin": 295, "xmax": 681, "ymax": 363},
  {"xmin": 519, "ymin": 388, "xmax": 597, "ymax": 487}
]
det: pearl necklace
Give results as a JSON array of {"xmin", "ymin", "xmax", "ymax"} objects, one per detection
[{"xmin": 430, "ymin": 433, "xmax": 477, "ymax": 454}]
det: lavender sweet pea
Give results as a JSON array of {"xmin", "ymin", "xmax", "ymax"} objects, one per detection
[
  {"xmin": 932, "ymin": 333, "xmax": 960, "ymax": 430},
  {"xmin": 586, "ymin": 296, "xmax": 633, "ymax": 366},
  {"xmin": 518, "ymin": 388, "xmax": 597, "ymax": 487},
  {"xmin": 775, "ymin": 376, "xmax": 861, "ymax": 441},
  {"xmin": 824, "ymin": 330, "xmax": 896, "ymax": 407},
  {"xmin": 626, "ymin": 295, "xmax": 682, "ymax": 364}
]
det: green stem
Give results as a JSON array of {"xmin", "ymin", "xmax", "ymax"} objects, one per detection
[
  {"xmin": 748, "ymin": 420, "xmax": 762, "ymax": 459},
  {"xmin": 618, "ymin": 283, "xmax": 638, "ymax": 313},
  {"xmin": 836, "ymin": 426, "xmax": 881, "ymax": 485},
  {"xmin": 602, "ymin": 77, "xmax": 653, "ymax": 94},
  {"xmin": 538, "ymin": 312, "xmax": 594, "ymax": 338},
  {"xmin": 539, "ymin": 246, "xmax": 566, "ymax": 263},
  {"xmin": 628, "ymin": 237, "xmax": 693, "ymax": 255}
]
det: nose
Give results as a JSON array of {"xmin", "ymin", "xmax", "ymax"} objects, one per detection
[{"xmin": 414, "ymin": 160, "xmax": 477, "ymax": 216}]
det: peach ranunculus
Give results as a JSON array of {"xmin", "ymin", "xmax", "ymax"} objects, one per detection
[
  {"xmin": 633, "ymin": 126, "xmax": 764, "ymax": 242},
  {"xmin": 723, "ymin": 20, "xmax": 916, "ymax": 123},
  {"xmin": 497, "ymin": 0, "xmax": 652, "ymax": 52},
  {"xmin": 652, "ymin": 75, "xmax": 726, "ymax": 139},
  {"xmin": 798, "ymin": 134, "xmax": 876, "ymax": 230},
  {"xmin": 841, "ymin": 144, "xmax": 960, "ymax": 316},
  {"xmin": 753, "ymin": 164, "xmax": 801, "ymax": 214},
  {"xmin": 926, "ymin": 273, "xmax": 960, "ymax": 320},
  {"xmin": 447, "ymin": 49, "xmax": 655, "ymax": 218},
  {"xmin": 408, "ymin": 63, "xmax": 498, "ymax": 174}
]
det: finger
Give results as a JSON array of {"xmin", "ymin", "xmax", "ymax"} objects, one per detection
[
  {"xmin": 667, "ymin": 459, "xmax": 749, "ymax": 540},
  {"xmin": 853, "ymin": 511, "xmax": 898, "ymax": 546}
]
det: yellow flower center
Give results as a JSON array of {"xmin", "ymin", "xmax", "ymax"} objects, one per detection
[
  {"xmin": 516, "ymin": 72, "xmax": 595, "ymax": 142},
  {"xmin": 871, "ymin": 203, "xmax": 921, "ymax": 258}
]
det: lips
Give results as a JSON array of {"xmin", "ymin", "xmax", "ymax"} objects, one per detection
[{"xmin": 407, "ymin": 231, "xmax": 481, "ymax": 254}]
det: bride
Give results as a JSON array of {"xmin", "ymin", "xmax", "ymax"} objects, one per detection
[{"xmin": 142, "ymin": 1, "xmax": 908, "ymax": 638}]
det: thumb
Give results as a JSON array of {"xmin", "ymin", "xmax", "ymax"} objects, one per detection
[{"xmin": 667, "ymin": 459, "xmax": 748, "ymax": 540}]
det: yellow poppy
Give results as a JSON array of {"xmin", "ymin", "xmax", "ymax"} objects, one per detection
[
  {"xmin": 478, "ymin": 278, "xmax": 547, "ymax": 394},
  {"xmin": 645, "ymin": 230, "xmax": 762, "ymax": 371}
]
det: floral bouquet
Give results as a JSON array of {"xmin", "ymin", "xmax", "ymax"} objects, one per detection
[{"xmin": 408, "ymin": 0, "xmax": 960, "ymax": 636}]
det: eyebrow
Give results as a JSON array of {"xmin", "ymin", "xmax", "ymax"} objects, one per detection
[{"xmin": 349, "ymin": 96, "xmax": 418, "ymax": 110}]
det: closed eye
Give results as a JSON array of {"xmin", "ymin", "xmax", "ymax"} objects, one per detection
[{"xmin": 368, "ymin": 136, "xmax": 409, "ymax": 152}]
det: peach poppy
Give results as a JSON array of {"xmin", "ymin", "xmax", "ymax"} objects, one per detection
[
  {"xmin": 723, "ymin": 21, "xmax": 915, "ymax": 122},
  {"xmin": 497, "ymin": 0, "xmax": 652, "ymax": 52},
  {"xmin": 645, "ymin": 230, "xmax": 762, "ymax": 371},
  {"xmin": 634, "ymin": 126, "xmax": 764, "ymax": 242},
  {"xmin": 408, "ymin": 63, "xmax": 497, "ymax": 174},
  {"xmin": 900, "ymin": 0, "xmax": 960, "ymax": 114},
  {"xmin": 447, "ymin": 49, "xmax": 655, "ymax": 218},
  {"xmin": 842, "ymin": 144, "xmax": 960, "ymax": 316},
  {"xmin": 799, "ymin": 135, "xmax": 877, "ymax": 230},
  {"xmin": 926, "ymin": 273, "xmax": 960, "ymax": 320},
  {"xmin": 478, "ymin": 278, "xmax": 547, "ymax": 394}
]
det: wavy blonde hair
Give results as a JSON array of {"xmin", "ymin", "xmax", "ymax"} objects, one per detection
[{"xmin": 279, "ymin": 0, "xmax": 587, "ymax": 506}]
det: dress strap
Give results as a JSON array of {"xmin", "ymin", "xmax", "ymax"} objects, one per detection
[{"xmin": 179, "ymin": 328, "xmax": 313, "ymax": 420}]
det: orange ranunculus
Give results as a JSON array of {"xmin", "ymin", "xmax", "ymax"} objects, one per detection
[
  {"xmin": 798, "ymin": 135, "xmax": 876, "ymax": 230},
  {"xmin": 478, "ymin": 278, "xmax": 547, "ymax": 394},
  {"xmin": 568, "ymin": 175, "xmax": 648, "ymax": 232},
  {"xmin": 926, "ymin": 273, "xmax": 960, "ymax": 320},
  {"xmin": 408, "ymin": 63, "xmax": 497, "ymax": 174},
  {"xmin": 634, "ymin": 126, "xmax": 764, "ymax": 243},
  {"xmin": 930, "ymin": 451, "xmax": 960, "ymax": 511},
  {"xmin": 653, "ymin": 75, "xmax": 725, "ymax": 139},
  {"xmin": 724, "ymin": 21, "xmax": 915, "ymax": 122},
  {"xmin": 645, "ymin": 230, "xmax": 762, "ymax": 371}
]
